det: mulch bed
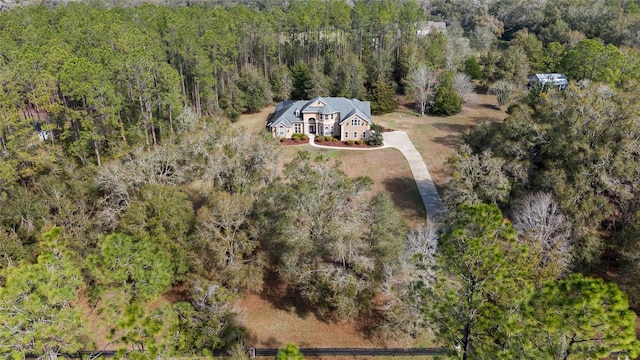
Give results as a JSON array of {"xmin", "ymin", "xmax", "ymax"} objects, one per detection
[
  {"xmin": 279, "ymin": 139, "xmax": 309, "ymax": 145},
  {"xmin": 313, "ymin": 140, "xmax": 369, "ymax": 148},
  {"xmin": 279, "ymin": 137, "xmax": 388, "ymax": 148}
]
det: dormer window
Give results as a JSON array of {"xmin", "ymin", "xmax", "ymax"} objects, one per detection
[{"xmin": 294, "ymin": 108, "xmax": 300, "ymax": 117}]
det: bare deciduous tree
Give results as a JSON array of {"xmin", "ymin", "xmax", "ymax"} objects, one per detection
[
  {"xmin": 445, "ymin": 27, "xmax": 472, "ymax": 71},
  {"xmin": 453, "ymin": 73, "xmax": 476, "ymax": 104},
  {"xmin": 511, "ymin": 192, "xmax": 571, "ymax": 284},
  {"xmin": 406, "ymin": 64, "xmax": 438, "ymax": 116},
  {"xmin": 379, "ymin": 221, "xmax": 439, "ymax": 340},
  {"xmin": 194, "ymin": 191, "xmax": 264, "ymax": 292},
  {"xmin": 175, "ymin": 105, "xmax": 199, "ymax": 135},
  {"xmin": 488, "ymin": 80, "xmax": 516, "ymax": 109}
]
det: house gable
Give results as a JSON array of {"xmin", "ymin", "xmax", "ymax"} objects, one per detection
[{"xmin": 268, "ymin": 97, "xmax": 372, "ymax": 139}]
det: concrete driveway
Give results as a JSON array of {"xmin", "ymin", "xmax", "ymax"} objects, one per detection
[
  {"xmin": 382, "ymin": 131, "xmax": 446, "ymax": 218},
  {"xmin": 308, "ymin": 132, "xmax": 446, "ymax": 218}
]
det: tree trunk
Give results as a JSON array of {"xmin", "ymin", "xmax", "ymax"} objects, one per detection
[
  {"xmin": 145, "ymin": 99, "xmax": 157, "ymax": 146},
  {"xmin": 94, "ymin": 139, "xmax": 102, "ymax": 166},
  {"xmin": 194, "ymin": 82, "xmax": 201, "ymax": 118},
  {"xmin": 168, "ymin": 103, "xmax": 174, "ymax": 139},
  {"xmin": 263, "ymin": 44, "xmax": 268, "ymax": 78},
  {"xmin": 118, "ymin": 112, "xmax": 128, "ymax": 145},
  {"xmin": 179, "ymin": 62, "xmax": 187, "ymax": 100},
  {"xmin": 462, "ymin": 319, "xmax": 472, "ymax": 360},
  {"xmin": 139, "ymin": 95, "xmax": 149, "ymax": 146}
]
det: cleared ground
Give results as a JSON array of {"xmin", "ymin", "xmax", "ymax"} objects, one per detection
[
  {"xmin": 372, "ymin": 94, "xmax": 507, "ymax": 189},
  {"xmin": 232, "ymin": 94, "xmax": 507, "ymax": 190}
]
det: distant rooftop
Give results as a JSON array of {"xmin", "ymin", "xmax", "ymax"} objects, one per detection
[
  {"xmin": 528, "ymin": 73, "xmax": 569, "ymax": 89},
  {"xmin": 417, "ymin": 21, "xmax": 447, "ymax": 36}
]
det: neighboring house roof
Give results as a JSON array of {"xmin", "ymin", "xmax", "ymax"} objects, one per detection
[
  {"xmin": 529, "ymin": 73, "xmax": 569, "ymax": 87},
  {"xmin": 268, "ymin": 97, "xmax": 372, "ymax": 128},
  {"xmin": 417, "ymin": 21, "xmax": 447, "ymax": 36}
]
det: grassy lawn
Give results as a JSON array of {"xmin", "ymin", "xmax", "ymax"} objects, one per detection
[
  {"xmin": 231, "ymin": 106, "xmax": 275, "ymax": 134},
  {"xmin": 233, "ymin": 94, "xmax": 507, "ymax": 194},
  {"xmin": 373, "ymin": 94, "xmax": 507, "ymax": 190},
  {"xmin": 276, "ymin": 144, "xmax": 426, "ymax": 225}
]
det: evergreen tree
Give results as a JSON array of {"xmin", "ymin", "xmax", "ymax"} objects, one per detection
[
  {"xmin": 463, "ymin": 57, "xmax": 483, "ymax": 80},
  {"xmin": 422, "ymin": 204, "xmax": 533, "ymax": 360},
  {"xmin": 0, "ymin": 228, "xmax": 85, "ymax": 359},
  {"xmin": 431, "ymin": 72, "xmax": 462, "ymax": 115},
  {"xmin": 291, "ymin": 63, "xmax": 313, "ymax": 100},
  {"xmin": 369, "ymin": 79, "xmax": 398, "ymax": 115},
  {"xmin": 522, "ymin": 274, "xmax": 640, "ymax": 359}
]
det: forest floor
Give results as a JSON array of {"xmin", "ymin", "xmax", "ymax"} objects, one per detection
[
  {"xmin": 235, "ymin": 270, "xmax": 433, "ymax": 350},
  {"xmin": 231, "ymin": 93, "xmax": 507, "ymax": 350}
]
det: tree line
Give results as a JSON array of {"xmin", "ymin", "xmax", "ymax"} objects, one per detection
[{"xmin": 2, "ymin": 0, "xmax": 640, "ymax": 359}]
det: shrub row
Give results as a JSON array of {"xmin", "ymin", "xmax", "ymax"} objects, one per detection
[
  {"xmin": 291, "ymin": 133, "xmax": 309, "ymax": 141},
  {"xmin": 315, "ymin": 136, "xmax": 339, "ymax": 142}
]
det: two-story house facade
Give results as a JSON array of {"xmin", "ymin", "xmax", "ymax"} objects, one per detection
[{"xmin": 267, "ymin": 97, "xmax": 372, "ymax": 140}]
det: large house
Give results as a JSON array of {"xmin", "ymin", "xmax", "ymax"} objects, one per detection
[{"xmin": 268, "ymin": 97, "xmax": 372, "ymax": 140}]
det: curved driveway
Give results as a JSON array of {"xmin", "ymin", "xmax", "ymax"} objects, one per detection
[{"xmin": 308, "ymin": 132, "xmax": 446, "ymax": 218}]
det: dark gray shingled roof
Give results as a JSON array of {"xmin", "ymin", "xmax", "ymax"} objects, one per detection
[{"xmin": 268, "ymin": 97, "xmax": 371, "ymax": 128}]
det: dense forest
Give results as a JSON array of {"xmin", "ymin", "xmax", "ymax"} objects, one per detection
[{"xmin": 2, "ymin": 0, "xmax": 640, "ymax": 358}]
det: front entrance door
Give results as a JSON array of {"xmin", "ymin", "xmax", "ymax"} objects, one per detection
[{"xmin": 309, "ymin": 125, "xmax": 315, "ymax": 134}]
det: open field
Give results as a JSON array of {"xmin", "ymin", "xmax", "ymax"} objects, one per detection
[{"xmin": 231, "ymin": 93, "xmax": 506, "ymax": 350}]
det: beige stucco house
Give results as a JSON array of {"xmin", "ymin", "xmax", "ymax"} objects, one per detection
[{"xmin": 267, "ymin": 97, "xmax": 372, "ymax": 140}]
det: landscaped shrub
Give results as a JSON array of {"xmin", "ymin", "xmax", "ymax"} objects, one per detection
[
  {"xmin": 300, "ymin": 134, "xmax": 309, "ymax": 140},
  {"xmin": 324, "ymin": 136, "xmax": 334, "ymax": 142},
  {"xmin": 316, "ymin": 136, "xmax": 325, "ymax": 142},
  {"xmin": 346, "ymin": 140, "xmax": 356, "ymax": 146},
  {"xmin": 331, "ymin": 137, "xmax": 339, "ymax": 142},
  {"xmin": 291, "ymin": 134, "xmax": 301, "ymax": 141},
  {"xmin": 355, "ymin": 139, "xmax": 364, "ymax": 145},
  {"xmin": 279, "ymin": 138, "xmax": 286, "ymax": 143},
  {"xmin": 367, "ymin": 123, "xmax": 384, "ymax": 146}
]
